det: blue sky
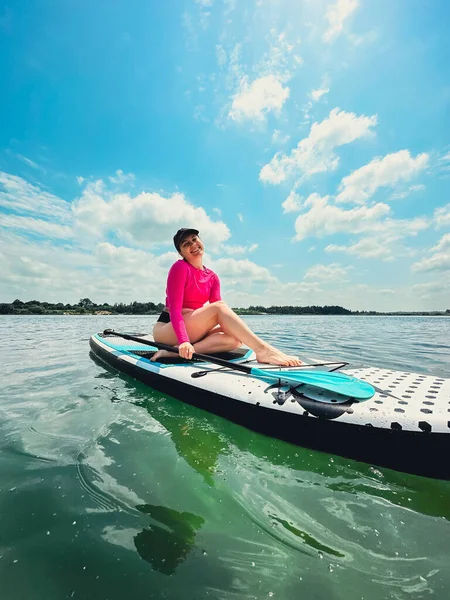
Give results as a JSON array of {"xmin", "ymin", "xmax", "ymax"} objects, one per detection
[{"xmin": 1, "ymin": 0, "xmax": 449, "ymax": 311}]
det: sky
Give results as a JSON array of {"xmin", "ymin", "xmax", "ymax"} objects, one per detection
[{"xmin": 0, "ymin": 0, "xmax": 449, "ymax": 311}]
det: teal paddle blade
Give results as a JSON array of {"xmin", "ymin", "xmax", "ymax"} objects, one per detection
[{"xmin": 249, "ymin": 368, "xmax": 375, "ymax": 400}]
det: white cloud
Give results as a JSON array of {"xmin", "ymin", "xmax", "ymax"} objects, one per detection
[
  {"xmin": 0, "ymin": 171, "xmax": 72, "ymax": 223},
  {"xmin": 229, "ymin": 74, "xmax": 290, "ymax": 122},
  {"xmin": 282, "ymin": 190, "xmax": 303, "ymax": 213},
  {"xmin": 413, "ymin": 278, "xmax": 450, "ymax": 305},
  {"xmin": 304, "ymin": 263, "xmax": 352, "ymax": 282},
  {"xmin": 72, "ymin": 180, "xmax": 231, "ymax": 249},
  {"xmin": 336, "ymin": 150, "xmax": 429, "ymax": 204},
  {"xmin": 223, "ymin": 243, "xmax": 258, "ymax": 255},
  {"xmin": 0, "ymin": 231, "xmax": 92, "ymax": 302},
  {"xmin": 326, "ymin": 238, "xmax": 396, "ymax": 260},
  {"xmin": 17, "ymin": 154, "xmax": 39, "ymax": 170},
  {"xmin": 218, "ymin": 25, "xmax": 300, "ymax": 127},
  {"xmin": 323, "ymin": 0, "xmax": 359, "ymax": 43},
  {"xmin": 260, "ymin": 108, "xmax": 377, "ymax": 184},
  {"xmin": 431, "ymin": 233, "xmax": 450, "ymax": 253},
  {"xmin": 390, "ymin": 184, "xmax": 425, "ymax": 200},
  {"xmin": 0, "ymin": 214, "xmax": 73, "ymax": 239},
  {"xmin": 437, "ymin": 151, "xmax": 450, "ymax": 174},
  {"xmin": 411, "ymin": 233, "xmax": 450, "ymax": 273},
  {"xmin": 257, "ymin": 29, "xmax": 301, "ymax": 82},
  {"xmin": 158, "ymin": 251, "xmax": 182, "ymax": 269},
  {"xmin": 109, "ymin": 169, "xmax": 135, "ymax": 184},
  {"xmin": 412, "ymin": 252, "xmax": 450, "ymax": 273},
  {"xmin": 293, "ymin": 194, "xmax": 389, "ymax": 241},
  {"xmin": 0, "ymin": 228, "xmax": 173, "ymax": 304},
  {"xmin": 96, "ymin": 242, "xmax": 157, "ymax": 271},
  {"xmin": 437, "ymin": 151, "xmax": 450, "ymax": 167},
  {"xmin": 212, "ymin": 257, "xmax": 276, "ymax": 284},
  {"xmin": 225, "ymin": 42, "xmax": 245, "ymax": 88},
  {"xmin": 434, "ymin": 203, "xmax": 450, "ymax": 228},
  {"xmin": 310, "ymin": 87, "xmax": 329, "ymax": 102},
  {"xmin": 272, "ymin": 129, "xmax": 290, "ymax": 145},
  {"xmin": 294, "ymin": 193, "xmax": 429, "ymax": 243}
]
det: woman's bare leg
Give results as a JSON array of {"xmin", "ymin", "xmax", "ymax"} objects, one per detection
[
  {"xmin": 152, "ymin": 302, "xmax": 301, "ymax": 366},
  {"xmin": 193, "ymin": 332, "xmax": 241, "ymax": 354},
  {"xmin": 182, "ymin": 302, "xmax": 301, "ymax": 366},
  {"xmin": 150, "ymin": 331, "xmax": 241, "ymax": 362}
]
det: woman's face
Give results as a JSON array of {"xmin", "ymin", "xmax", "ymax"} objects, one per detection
[{"xmin": 179, "ymin": 234, "xmax": 204, "ymax": 261}]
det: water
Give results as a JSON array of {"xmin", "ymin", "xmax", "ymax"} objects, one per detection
[{"xmin": 1, "ymin": 314, "xmax": 449, "ymax": 599}]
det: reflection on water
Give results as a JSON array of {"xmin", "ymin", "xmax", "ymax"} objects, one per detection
[
  {"xmin": 269, "ymin": 514, "xmax": 345, "ymax": 558},
  {"xmin": 134, "ymin": 504, "xmax": 204, "ymax": 575},
  {"xmin": 133, "ymin": 395, "xmax": 227, "ymax": 487}
]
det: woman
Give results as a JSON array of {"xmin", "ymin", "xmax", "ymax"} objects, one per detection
[{"xmin": 151, "ymin": 228, "xmax": 302, "ymax": 366}]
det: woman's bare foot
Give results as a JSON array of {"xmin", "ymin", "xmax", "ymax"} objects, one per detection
[
  {"xmin": 255, "ymin": 345, "xmax": 303, "ymax": 367},
  {"xmin": 150, "ymin": 349, "xmax": 179, "ymax": 362}
]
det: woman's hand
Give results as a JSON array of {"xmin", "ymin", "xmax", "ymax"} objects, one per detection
[{"xmin": 178, "ymin": 342, "xmax": 195, "ymax": 360}]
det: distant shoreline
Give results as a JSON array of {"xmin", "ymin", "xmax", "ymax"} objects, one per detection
[
  {"xmin": 2, "ymin": 313, "xmax": 448, "ymax": 317},
  {"xmin": 1, "ymin": 299, "xmax": 449, "ymax": 317}
]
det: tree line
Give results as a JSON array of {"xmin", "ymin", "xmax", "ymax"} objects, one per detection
[
  {"xmin": 1, "ymin": 298, "xmax": 449, "ymax": 316},
  {"xmin": 0, "ymin": 298, "xmax": 165, "ymax": 315},
  {"xmin": 235, "ymin": 305, "xmax": 352, "ymax": 315},
  {"xmin": 0, "ymin": 299, "xmax": 353, "ymax": 315}
]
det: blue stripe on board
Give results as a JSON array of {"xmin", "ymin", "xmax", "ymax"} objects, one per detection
[
  {"xmin": 136, "ymin": 356, "xmax": 162, "ymax": 373},
  {"xmin": 96, "ymin": 336, "xmax": 162, "ymax": 373}
]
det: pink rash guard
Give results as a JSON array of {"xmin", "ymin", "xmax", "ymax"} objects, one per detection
[{"xmin": 165, "ymin": 259, "xmax": 221, "ymax": 345}]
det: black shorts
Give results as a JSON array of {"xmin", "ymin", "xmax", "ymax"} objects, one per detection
[{"xmin": 157, "ymin": 310, "xmax": 171, "ymax": 323}]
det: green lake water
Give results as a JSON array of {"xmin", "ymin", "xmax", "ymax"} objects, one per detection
[{"xmin": 1, "ymin": 314, "xmax": 449, "ymax": 599}]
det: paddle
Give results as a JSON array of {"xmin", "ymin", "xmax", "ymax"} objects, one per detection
[{"xmin": 103, "ymin": 330, "xmax": 375, "ymax": 400}]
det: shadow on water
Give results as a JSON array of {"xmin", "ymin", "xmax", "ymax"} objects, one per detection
[
  {"xmin": 134, "ymin": 504, "xmax": 204, "ymax": 575},
  {"xmin": 89, "ymin": 352, "xmax": 450, "ymax": 525}
]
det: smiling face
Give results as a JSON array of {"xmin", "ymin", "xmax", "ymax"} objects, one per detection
[{"xmin": 178, "ymin": 233, "xmax": 204, "ymax": 263}]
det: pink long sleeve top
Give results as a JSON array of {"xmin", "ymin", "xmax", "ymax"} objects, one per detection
[{"xmin": 165, "ymin": 259, "xmax": 221, "ymax": 345}]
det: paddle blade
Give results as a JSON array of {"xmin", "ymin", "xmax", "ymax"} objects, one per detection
[{"xmin": 251, "ymin": 368, "xmax": 375, "ymax": 400}]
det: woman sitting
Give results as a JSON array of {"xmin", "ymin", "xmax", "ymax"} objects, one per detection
[{"xmin": 151, "ymin": 228, "xmax": 302, "ymax": 366}]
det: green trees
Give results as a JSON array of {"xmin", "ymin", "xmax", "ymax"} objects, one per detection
[
  {"xmin": 1, "ymin": 300, "xmax": 449, "ymax": 316},
  {"xmin": 0, "ymin": 299, "xmax": 164, "ymax": 314},
  {"xmin": 78, "ymin": 298, "xmax": 95, "ymax": 309},
  {"xmin": 244, "ymin": 305, "xmax": 352, "ymax": 315}
]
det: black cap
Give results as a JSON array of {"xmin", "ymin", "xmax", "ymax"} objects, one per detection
[{"xmin": 173, "ymin": 228, "xmax": 199, "ymax": 252}]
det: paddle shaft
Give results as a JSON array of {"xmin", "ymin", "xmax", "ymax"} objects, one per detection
[
  {"xmin": 103, "ymin": 330, "xmax": 375, "ymax": 399},
  {"xmin": 104, "ymin": 330, "xmax": 257, "ymax": 374}
]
